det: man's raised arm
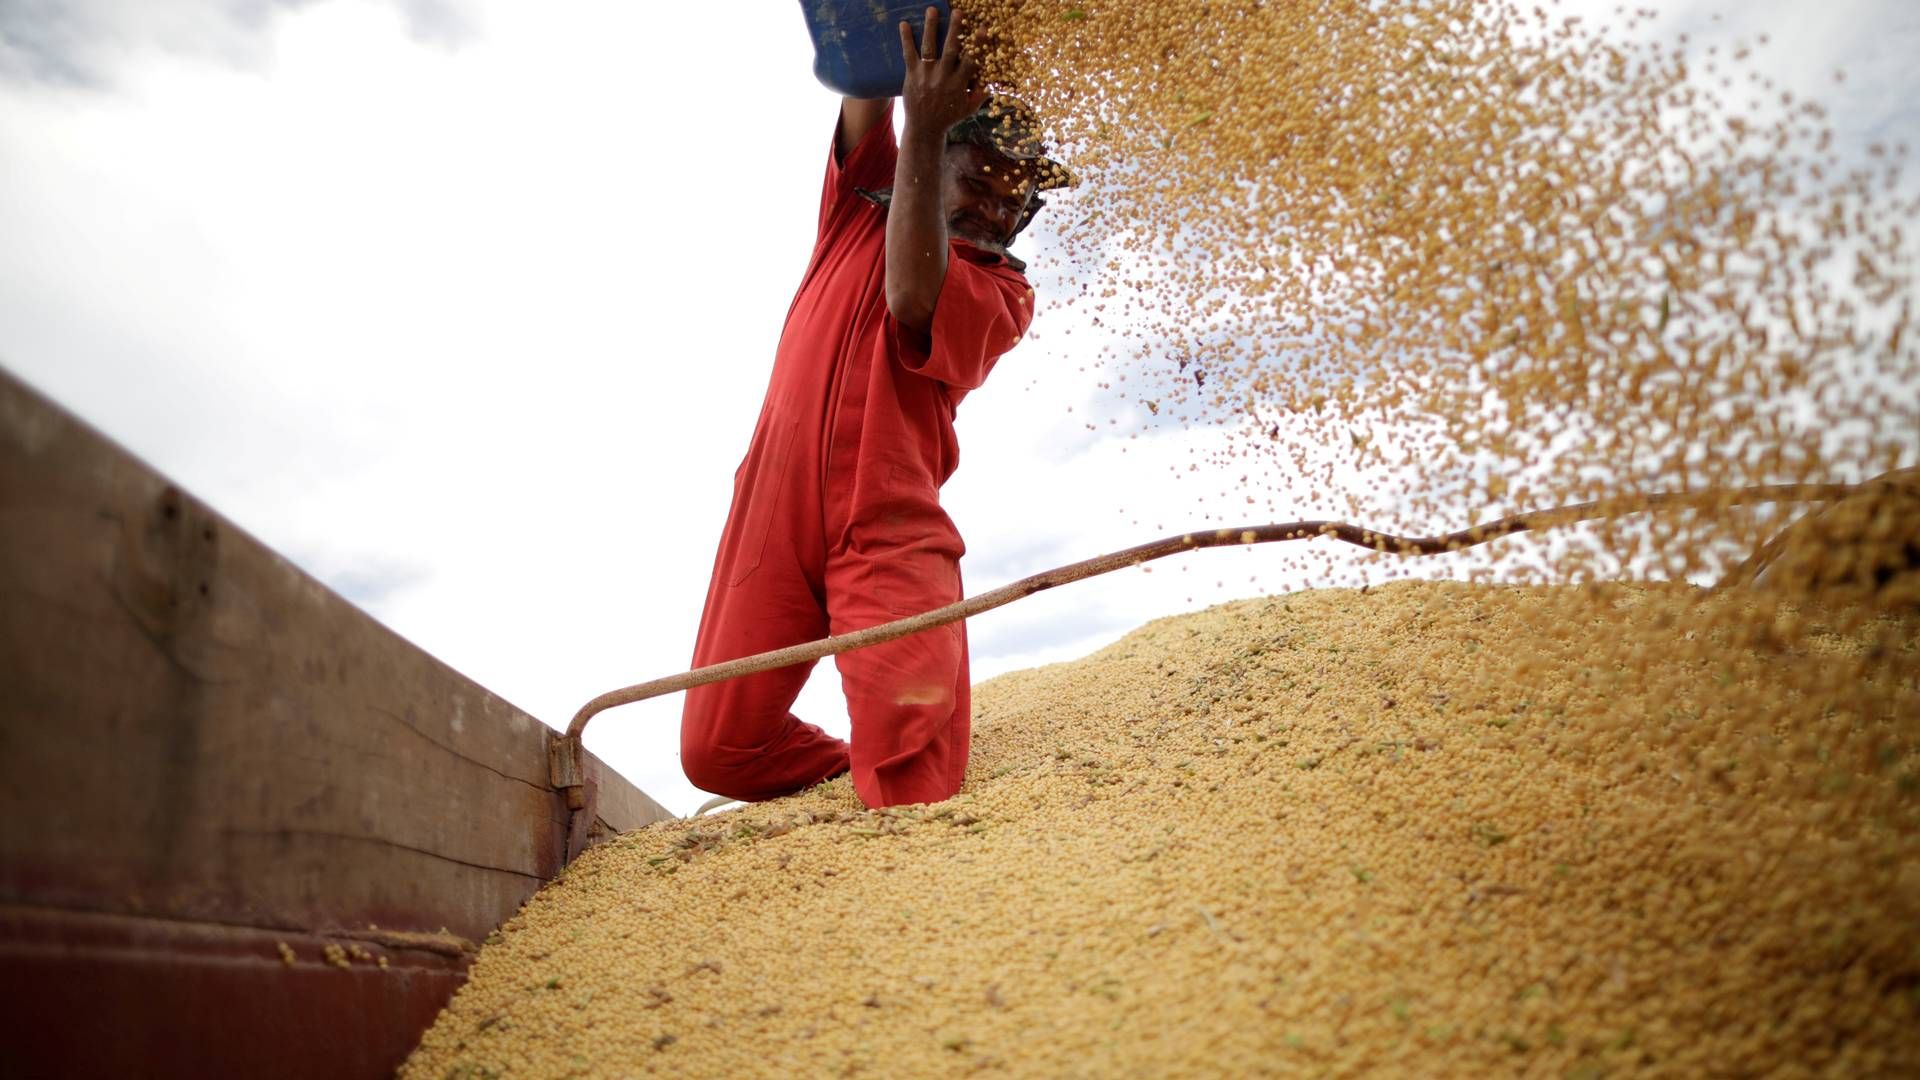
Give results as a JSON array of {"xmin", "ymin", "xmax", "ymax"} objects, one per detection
[
  {"xmin": 837, "ymin": 97, "xmax": 891, "ymax": 163},
  {"xmin": 886, "ymin": 7, "xmax": 984, "ymax": 335}
]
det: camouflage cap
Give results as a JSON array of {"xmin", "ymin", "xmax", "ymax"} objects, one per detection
[{"xmin": 945, "ymin": 96, "xmax": 1075, "ymax": 192}]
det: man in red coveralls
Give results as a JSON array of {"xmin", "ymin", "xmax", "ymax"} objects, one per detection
[{"xmin": 681, "ymin": 8, "xmax": 1067, "ymax": 808}]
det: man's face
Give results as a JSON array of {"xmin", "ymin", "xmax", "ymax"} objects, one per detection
[{"xmin": 941, "ymin": 141, "xmax": 1037, "ymax": 251}]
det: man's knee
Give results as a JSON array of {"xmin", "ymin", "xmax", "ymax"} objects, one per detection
[
  {"xmin": 679, "ymin": 724, "xmax": 763, "ymax": 799},
  {"xmin": 679, "ymin": 691, "xmax": 742, "ymax": 796},
  {"xmin": 679, "ymin": 737, "xmax": 731, "ymax": 796}
]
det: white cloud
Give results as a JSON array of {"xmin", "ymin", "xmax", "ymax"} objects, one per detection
[{"xmin": 0, "ymin": 0, "xmax": 481, "ymax": 86}]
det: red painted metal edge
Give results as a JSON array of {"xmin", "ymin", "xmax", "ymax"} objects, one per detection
[{"xmin": 0, "ymin": 903, "xmax": 471, "ymax": 1079}]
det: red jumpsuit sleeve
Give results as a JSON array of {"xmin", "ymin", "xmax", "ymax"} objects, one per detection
[
  {"xmin": 818, "ymin": 104, "xmax": 898, "ymax": 240},
  {"xmin": 889, "ymin": 245, "xmax": 1034, "ymax": 390}
]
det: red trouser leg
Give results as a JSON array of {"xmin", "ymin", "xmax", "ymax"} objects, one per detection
[
  {"xmin": 827, "ymin": 536, "xmax": 971, "ymax": 807},
  {"xmin": 680, "ymin": 521, "xmax": 851, "ymax": 803}
]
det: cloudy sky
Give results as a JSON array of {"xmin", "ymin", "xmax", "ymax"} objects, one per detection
[{"xmin": 3, "ymin": 0, "xmax": 1914, "ymax": 816}]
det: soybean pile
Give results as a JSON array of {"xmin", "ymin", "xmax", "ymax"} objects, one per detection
[{"xmin": 403, "ymin": 582, "xmax": 1918, "ymax": 1078}]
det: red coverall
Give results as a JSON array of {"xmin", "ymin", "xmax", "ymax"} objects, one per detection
[{"xmin": 681, "ymin": 107, "xmax": 1034, "ymax": 809}]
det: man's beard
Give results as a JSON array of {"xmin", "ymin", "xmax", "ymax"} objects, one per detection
[{"xmin": 949, "ymin": 216, "xmax": 1013, "ymax": 258}]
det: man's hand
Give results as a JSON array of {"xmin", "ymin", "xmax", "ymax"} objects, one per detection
[
  {"xmin": 884, "ymin": 7, "xmax": 979, "ymax": 335},
  {"xmin": 897, "ymin": 7, "xmax": 985, "ymax": 143}
]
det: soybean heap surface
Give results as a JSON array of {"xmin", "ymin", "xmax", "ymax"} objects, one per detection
[{"xmin": 404, "ymin": 583, "xmax": 1918, "ymax": 1078}]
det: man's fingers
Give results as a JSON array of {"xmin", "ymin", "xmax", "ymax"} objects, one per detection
[
  {"xmin": 942, "ymin": 6, "xmax": 964, "ymax": 61},
  {"xmin": 898, "ymin": 18, "xmax": 920, "ymax": 63},
  {"xmin": 920, "ymin": 6, "xmax": 941, "ymax": 63}
]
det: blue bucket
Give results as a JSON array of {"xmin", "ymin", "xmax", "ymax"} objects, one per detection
[{"xmin": 798, "ymin": 0, "xmax": 952, "ymax": 99}]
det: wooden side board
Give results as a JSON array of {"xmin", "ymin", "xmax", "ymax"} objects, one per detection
[{"xmin": 0, "ymin": 367, "xmax": 673, "ymax": 1077}]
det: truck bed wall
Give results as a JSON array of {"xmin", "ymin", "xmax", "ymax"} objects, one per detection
[{"xmin": 0, "ymin": 366, "xmax": 672, "ymax": 1078}]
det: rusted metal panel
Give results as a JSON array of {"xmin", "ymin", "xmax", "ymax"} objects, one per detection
[{"xmin": 0, "ymin": 366, "xmax": 674, "ymax": 1075}]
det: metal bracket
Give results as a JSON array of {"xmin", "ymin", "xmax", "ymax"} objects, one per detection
[{"xmin": 546, "ymin": 733, "xmax": 598, "ymax": 864}]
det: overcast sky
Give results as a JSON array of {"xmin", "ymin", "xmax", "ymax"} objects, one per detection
[{"xmin": 3, "ymin": 0, "xmax": 1914, "ymax": 816}]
